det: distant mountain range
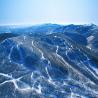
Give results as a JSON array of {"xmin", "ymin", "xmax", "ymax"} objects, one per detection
[{"xmin": 0, "ymin": 23, "xmax": 98, "ymax": 53}]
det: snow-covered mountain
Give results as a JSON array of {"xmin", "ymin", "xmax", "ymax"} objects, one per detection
[{"xmin": 0, "ymin": 24, "xmax": 98, "ymax": 98}]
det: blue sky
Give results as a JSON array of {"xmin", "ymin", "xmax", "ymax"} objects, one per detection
[{"xmin": 0, "ymin": 0, "xmax": 98, "ymax": 25}]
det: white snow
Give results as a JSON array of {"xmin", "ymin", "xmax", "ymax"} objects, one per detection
[{"xmin": 87, "ymin": 35, "xmax": 94, "ymax": 42}]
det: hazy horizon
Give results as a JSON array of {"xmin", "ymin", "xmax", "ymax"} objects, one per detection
[
  {"xmin": 0, "ymin": 0, "xmax": 98, "ymax": 25},
  {"xmin": 0, "ymin": 23, "xmax": 98, "ymax": 27}
]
